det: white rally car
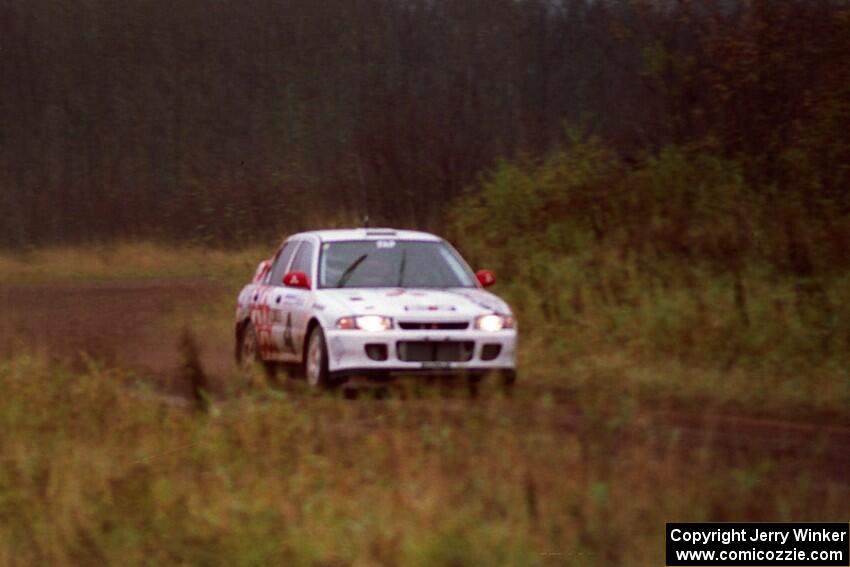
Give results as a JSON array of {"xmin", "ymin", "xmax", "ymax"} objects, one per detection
[{"xmin": 235, "ymin": 228, "xmax": 516, "ymax": 388}]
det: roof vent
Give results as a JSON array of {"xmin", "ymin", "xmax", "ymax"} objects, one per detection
[{"xmin": 365, "ymin": 228, "xmax": 397, "ymax": 236}]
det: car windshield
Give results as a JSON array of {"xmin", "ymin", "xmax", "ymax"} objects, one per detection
[{"xmin": 319, "ymin": 240, "xmax": 476, "ymax": 289}]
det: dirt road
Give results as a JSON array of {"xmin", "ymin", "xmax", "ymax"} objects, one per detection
[{"xmin": 0, "ymin": 278, "xmax": 233, "ymax": 388}]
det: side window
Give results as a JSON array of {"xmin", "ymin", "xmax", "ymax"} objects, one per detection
[
  {"xmin": 290, "ymin": 240, "xmax": 315, "ymax": 276},
  {"xmin": 269, "ymin": 241, "xmax": 298, "ymax": 285}
]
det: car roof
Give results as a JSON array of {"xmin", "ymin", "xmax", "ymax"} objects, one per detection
[{"xmin": 288, "ymin": 228, "xmax": 442, "ymax": 243}]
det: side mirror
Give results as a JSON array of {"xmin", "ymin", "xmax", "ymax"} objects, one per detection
[
  {"xmin": 253, "ymin": 260, "xmax": 271, "ymax": 283},
  {"xmin": 283, "ymin": 270, "xmax": 311, "ymax": 290},
  {"xmin": 476, "ymin": 269, "xmax": 496, "ymax": 288}
]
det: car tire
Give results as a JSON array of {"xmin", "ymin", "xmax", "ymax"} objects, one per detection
[
  {"xmin": 238, "ymin": 321, "xmax": 277, "ymax": 383},
  {"xmin": 466, "ymin": 373, "xmax": 483, "ymax": 398},
  {"xmin": 304, "ymin": 325, "xmax": 331, "ymax": 389},
  {"xmin": 500, "ymin": 369, "xmax": 517, "ymax": 395}
]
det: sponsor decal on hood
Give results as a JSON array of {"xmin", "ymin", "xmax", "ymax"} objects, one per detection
[{"xmin": 317, "ymin": 288, "xmax": 510, "ymax": 317}]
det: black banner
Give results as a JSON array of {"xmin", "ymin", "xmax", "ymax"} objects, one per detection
[{"xmin": 666, "ymin": 523, "xmax": 849, "ymax": 566}]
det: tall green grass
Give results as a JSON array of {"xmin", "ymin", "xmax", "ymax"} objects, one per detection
[
  {"xmin": 0, "ymin": 353, "xmax": 846, "ymax": 566},
  {"xmin": 450, "ymin": 139, "xmax": 850, "ymax": 416}
]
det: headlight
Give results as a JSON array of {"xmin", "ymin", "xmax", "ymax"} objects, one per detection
[
  {"xmin": 336, "ymin": 315, "xmax": 394, "ymax": 331},
  {"xmin": 475, "ymin": 314, "xmax": 514, "ymax": 332}
]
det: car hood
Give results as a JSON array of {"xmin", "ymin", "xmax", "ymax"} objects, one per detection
[{"xmin": 316, "ymin": 287, "xmax": 511, "ymax": 319}]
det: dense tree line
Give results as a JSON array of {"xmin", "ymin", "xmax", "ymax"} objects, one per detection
[{"xmin": 1, "ymin": 0, "xmax": 847, "ymax": 247}]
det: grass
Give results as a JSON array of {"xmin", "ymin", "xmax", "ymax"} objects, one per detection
[
  {"xmin": 516, "ymin": 320, "xmax": 850, "ymax": 421},
  {"xmin": 449, "ymin": 141, "xmax": 850, "ymax": 420},
  {"xmin": 0, "ymin": 241, "xmax": 269, "ymax": 283},
  {"xmin": 484, "ymin": 257, "xmax": 850, "ymax": 419},
  {"xmin": 0, "ymin": 353, "xmax": 846, "ymax": 567}
]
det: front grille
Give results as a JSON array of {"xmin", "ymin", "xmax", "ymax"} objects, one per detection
[
  {"xmin": 397, "ymin": 341, "xmax": 474, "ymax": 362},
  {"xmin": 398, "ymin": 321, "xmax": 469, "ymax": 330}
]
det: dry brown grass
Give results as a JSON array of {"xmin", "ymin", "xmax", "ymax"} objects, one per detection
[
  {"xmin": 0, "ymin": 242, "xmax": 267, "ymax": 283},
  {"xmin": 0, "ymin": 353, "xmax": 846, "ymax": 566}
]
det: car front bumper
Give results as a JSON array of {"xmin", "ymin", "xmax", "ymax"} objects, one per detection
[{"xmin": 324, "ymin": 328, "xmax": 516, "ymax": 374}]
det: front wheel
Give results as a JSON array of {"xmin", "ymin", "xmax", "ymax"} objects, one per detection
[{"xmin": 304, "ymin": 325, "xmax": 331, "ymax": 389}]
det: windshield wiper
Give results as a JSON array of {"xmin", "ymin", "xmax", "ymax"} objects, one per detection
[
  {"xmin": 336, "ymin": 253, "xmax": 368, "ymax": 288},
  {"xmin": 396, "ymin": 250, "xmax": 406, "ymax": 286}
]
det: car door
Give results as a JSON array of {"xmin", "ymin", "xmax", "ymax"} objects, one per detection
[
  {"xmin": 284, "ymin": 238, "xmax": 317, "ymax": 360},
  {"xmin": 265, "ymin": 239, "xmax": 299, "ymax": 361}
]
